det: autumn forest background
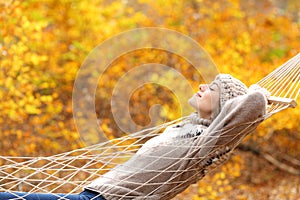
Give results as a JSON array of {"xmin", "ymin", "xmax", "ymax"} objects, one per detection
[{"xmin": 1, "ymin": 0, "xmax": 300, "ymax": 199}]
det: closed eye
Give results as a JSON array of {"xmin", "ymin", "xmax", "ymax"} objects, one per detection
[
  {"xmin": 209, "ymin": 84, "xmax": 215, "ymax": 91},
  {"xmin": 209, "ymin": 83, "xmax": 218, "ymax": 91}
]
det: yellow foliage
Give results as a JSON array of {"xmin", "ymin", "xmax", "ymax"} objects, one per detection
[
  {"xmin": 1, "ymin": 0, "xmax": 300, "ymax": 198},
  {"xmin": 25, "ymin": 104, "xmax": 41, "ymax": 115}
]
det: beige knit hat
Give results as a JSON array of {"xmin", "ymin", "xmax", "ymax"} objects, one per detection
[{"xmin": 211, "ymin": 74, "xmax": 248, "ymax": 120}]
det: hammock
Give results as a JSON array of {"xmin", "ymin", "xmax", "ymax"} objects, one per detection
[{"xmin": 0, "ymin": 53, "xmax": 299, "ymax": 199}]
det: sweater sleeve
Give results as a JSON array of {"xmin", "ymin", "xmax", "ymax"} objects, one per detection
[{"xmin": 192, "ymin": 91, "xmax": 267, "ymax": 160}]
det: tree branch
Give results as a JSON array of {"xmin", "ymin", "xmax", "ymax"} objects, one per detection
[{"xmin": 237, "ymin": 144, "xmax": 300, "ymax": 175}]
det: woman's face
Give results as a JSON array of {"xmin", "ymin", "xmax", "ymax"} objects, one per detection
[{"xmin": 188, "ymin": 82, "xmax": 220, "ymax": 119}]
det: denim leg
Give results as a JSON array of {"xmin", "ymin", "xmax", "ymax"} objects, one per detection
[
  {"xmin": 0, "ymin": 191, "xmax": 105, "ymax": 200},
  {"xmin": 79, "ymin": 190, "xmax": 105, "ymax": 200},
  {"xmin": 0, "ymin": 192, "xmax": 61, "ymax": 200}
]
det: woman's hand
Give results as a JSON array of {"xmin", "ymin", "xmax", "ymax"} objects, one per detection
[{"xmin": 249, "ymin": 84, "xmax": 271, "ymax": 99}]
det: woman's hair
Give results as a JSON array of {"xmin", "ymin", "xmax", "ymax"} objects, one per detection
[{"xmin": 211, "ymin": 74, "xmax": 248, "ymax": 120}]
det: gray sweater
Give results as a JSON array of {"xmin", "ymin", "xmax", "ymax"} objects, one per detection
[{"xmin": 85, "ymin": 91, "xmax": 267, "ymax": 200}]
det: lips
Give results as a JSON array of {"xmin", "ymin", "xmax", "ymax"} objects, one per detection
[{"xmin": 196, "ymin": 92, "xmax": 202, "ymax": 98}]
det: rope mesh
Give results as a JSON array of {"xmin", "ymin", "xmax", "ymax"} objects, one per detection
[{"xmin": 1, "ymin": 53, "xmax": 299, "ymax": 199}]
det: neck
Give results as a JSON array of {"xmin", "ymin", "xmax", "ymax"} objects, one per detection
[
  {"xmin": 198, "ymin": 111, "xmax": 211, "ymax": 120},
  {"xmin": 189, "ymin": 112, "xmax": 211, "ymax": 126}
]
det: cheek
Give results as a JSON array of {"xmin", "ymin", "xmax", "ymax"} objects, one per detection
[
  {"xmin": 202, "ymin": 93, "xmax": 213, "ymax": 104},
  {"xmin": 199, "ymin": 92, "xmax": 217, "ymax": 112},
  {"xmin": 212, "ymin": 93, "xmax": 220, "ymax": 107}
]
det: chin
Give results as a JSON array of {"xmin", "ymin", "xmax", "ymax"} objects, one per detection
[{"xmin": 188, "ymin": 95, "xmax": 199, "ymax": 111}]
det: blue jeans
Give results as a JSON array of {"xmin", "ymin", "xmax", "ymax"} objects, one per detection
[{"xmin": 0, "ymin": 189, "xmax": 105, "ymax": 200}]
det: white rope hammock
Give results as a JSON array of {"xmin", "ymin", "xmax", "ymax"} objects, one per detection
[
  {"xmin": 0, "ymin": 53, "xmax": 299, "ymax": 199},
  {"xmin": 258, "ymin": 52, "xmax": 300, "ymax": 117}
]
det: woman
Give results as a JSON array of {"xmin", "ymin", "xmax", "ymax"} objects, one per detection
[{"xmin": 0, "ymin": 74, "xmax": 268, "ymax": 200}]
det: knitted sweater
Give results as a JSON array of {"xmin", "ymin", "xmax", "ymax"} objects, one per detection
[{"xmin": 85, "ymin": 91, "xmax": 267, "ymax": 200}]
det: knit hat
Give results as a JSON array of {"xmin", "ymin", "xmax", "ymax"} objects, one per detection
[{"xmin": 211, "ymin": 74, "xmax": 248, "ymax": 120}]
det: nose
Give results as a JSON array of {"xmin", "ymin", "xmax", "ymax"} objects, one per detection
[{"xmin": 199, "ymin": 84, "xmax": 208, "ymax": 92}]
